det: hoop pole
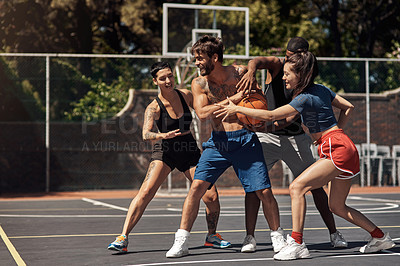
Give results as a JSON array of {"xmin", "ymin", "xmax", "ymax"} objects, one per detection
[
  {"xmin": 365, "ymin": 60, "xmax": 371, "ymax": 186},
  {"xmin": 245, "ymin": 8, "xmax": 249, "ymax": 58},
  {"xmin": 45, "ymin": 56, "xmax": 50, "ymax": 192},
  {"xmin": 162, "ymin": 4, "xmax": 168, "ymax": 56}
]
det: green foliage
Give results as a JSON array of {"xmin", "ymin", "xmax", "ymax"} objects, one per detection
[
  {"xmin": 54, "ymin": 58, "xmax": 137, "ymax": 122},
  {"xmin": 0, "ymin": 57, "xmax": 45, "ymax": 121},
  {"xmin": 1, "ymin": 0, "xmax": 400, "ymax": 123},
  {"xmin": 65, "ymin": 76, "xmax": 129, "ymax": 122}
]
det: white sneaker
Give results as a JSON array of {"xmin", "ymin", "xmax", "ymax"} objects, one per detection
[
  {"xmin": 330, "ymin": 231, "xmax": 348, "ymax": 248},
  {"xmin": 241, "ymin": 235, "xmax": 256, "ymax": 253},
  {"xmin": 166, "ymin": 229, "xmax": 190, "ymax": 258},
  {"xmin": 270, "ymin": 227, "xmax": 286, "ymax": 252},
  {"xmin": 273, "ymin": 235, "xmax": 310, "ymax": 261},
  {"xmin": 359, "ymin": 232, "xmax": 395, "ymax": 253}
]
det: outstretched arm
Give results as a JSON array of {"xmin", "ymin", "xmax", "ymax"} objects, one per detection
[
  {"xmin": 192, "ymin": 77, "xmax": 244, "ymax": 121},
  {"xmin": 142, "ymin": 101, "xmax": 181, "ymax": 141},
  {"xmin": 331, "ymin": 94, "xmax": 354, "ymax": 128},
  {"xmin": 214, "ymin": 97, "xmax": 298, "ymax": 122},
  {"xmin": 236, "ymin": 56, "xmax": 282, "ymax": 92},
  {"xmin": 265, "ymin": 114, "xmax": 301, "ymax": 132}
]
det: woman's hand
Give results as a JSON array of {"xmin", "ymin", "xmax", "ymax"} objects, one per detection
[
  {"xmin": 162, "ymin": 129, "xmax": 181, "ymax": 139},
  {"xmin": 213, "ymin": 97, "xmax": 239, "ymax": 121},
  {"xmin": 230, "ymin": 89, "xmax": 245, "ymax": 104}
]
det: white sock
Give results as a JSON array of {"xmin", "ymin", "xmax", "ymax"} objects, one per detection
[{"xmin": 176, "ymin": 229, "xmax": 190, "ymax": 237}]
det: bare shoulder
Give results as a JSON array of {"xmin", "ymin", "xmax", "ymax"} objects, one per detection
[
  {"xmin": 273, "ymin": 56, "xmax": 284, "ymax": 67},
  {"xmin": 192, "ymin": 76, "xmax": 207, "ymax": 87},
  {"xmin": 177, "ymin": 88, "xmax": 192, "ymax": 97},
  {"xmin": 228, "ymin": 64, "xmax": 248, "ymax": 80},
  {"xmin": 145, "ymin": 99, "xmax": 160, "ymax": 114},
  {"xmin": 233, "ymin": 64, "xmax": 248, "ymax": 75},
  {"xmin": 177, "ymin": 88, "xmax": 193, "ymax": 105},
  {"xmin": 191, "ymin": 76, "xmax": 208, "ymax": 92}
]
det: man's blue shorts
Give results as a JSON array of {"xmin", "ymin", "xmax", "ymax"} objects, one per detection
[{"xmin": 194, "ymin": 129, "xmax": 271, "ymax": 193}]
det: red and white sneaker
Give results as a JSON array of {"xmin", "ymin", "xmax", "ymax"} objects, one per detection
[
  {"xmin": 359, "ymin": 232, "xmax": 395, "ymax": 253},
  {"xmin": 273, "ymin": 235, "xmax": 310, "ymax": 261}
]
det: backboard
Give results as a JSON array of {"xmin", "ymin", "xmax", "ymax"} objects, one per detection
[{"xmin": 162, "ymin": 3, "xmax": 249, "ymax": 59}]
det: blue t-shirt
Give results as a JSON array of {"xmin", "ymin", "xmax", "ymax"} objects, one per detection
[{"xmin": 289, "ymin": 84, "xmax": 337, "ymax": 133}]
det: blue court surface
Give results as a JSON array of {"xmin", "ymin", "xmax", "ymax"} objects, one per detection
[{"xmin": 0, "ymin": 192, "xmax": 399, "ymax": 265}]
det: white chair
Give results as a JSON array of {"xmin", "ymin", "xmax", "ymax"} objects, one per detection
[
  {"xmin": 361, "ymin": 143, "xmax": 378, "ymax": 157},
  {"xmin": 376, "ymin": 145, "xmax": 393, "ymax": 186},
  {"xmin": 354, "ymin": 144, "xmax": 365, "ymax": 186},
  {"xmin": 361, "ymin": 143, "xmax": 381, "ymax": 186},
  {"xmin": 391, "ymin": 145, "xmax": 400, "ymax": 186}
]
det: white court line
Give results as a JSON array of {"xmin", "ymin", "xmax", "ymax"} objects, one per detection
[
  {"xmin": 82, "ymin": 197, "xmax": 128, "ymax": 211},
  {"xmin": 126, "ymin": 257, "xmax": 274, "ymax": 266},
  {"xmin": 125, "ymin": 253, "xmax": 400, "ymax": 266},
  {"xmin": 2, "ymin": 196, "xmax": 397, "ymax": 218},
  {"xmin": 0, "ymin": 214, "xmax": 127, "ymax": 218},
  {"xmin": 348, "ymin": 195, "xmax": 400, "ymax": 204},
  {"xmin": 2, "ymin": 209, "xmax": 400, "ymax": 218}
]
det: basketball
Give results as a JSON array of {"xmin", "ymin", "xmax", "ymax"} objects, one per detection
[{"xmin": 237, "ymin": 91, "xmax": 268, "ymax": 127}]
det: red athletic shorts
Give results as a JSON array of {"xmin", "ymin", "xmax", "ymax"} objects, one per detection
[{"xmin": 316, "ymin": 129, "xmax": 360, "ymax": 179}]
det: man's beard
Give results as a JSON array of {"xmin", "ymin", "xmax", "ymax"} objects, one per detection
[{"xmin": 200, "ymin": 61, "xmax": 215, "ymax": 76}]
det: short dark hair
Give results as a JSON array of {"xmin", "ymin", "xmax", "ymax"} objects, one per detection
[
  {"xmin": 286, "ymin": 37, "xmax": 309, "ymax": 53},
  {"xmin": 150, "ymin": 61, "xmax": 172, "ymax": 78},
  {"xmin": 285, "ymin": 51, "xmax": 319, "ymax": 97},
  {"xmin": 191, "ymin": 35, "xmax": 224, "ymax": 62}
]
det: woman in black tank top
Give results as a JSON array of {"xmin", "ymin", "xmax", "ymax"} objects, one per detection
[
  {"xmin": 107, "ymin": 62, "xmax": 229, "ymax": 253},
  {"xmin": 155, "ymin": 89, "xmax": 193, "ymax": 134}
]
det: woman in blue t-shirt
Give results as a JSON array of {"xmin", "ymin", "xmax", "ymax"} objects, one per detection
[{"xmin": 214, "ymin": 51, "xmax": 395, "ymax": 260}]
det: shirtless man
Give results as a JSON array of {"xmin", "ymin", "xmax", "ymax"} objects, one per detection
[{"xmin": 166, "ymin": 35, "xmax": 285, "ymax": 258}]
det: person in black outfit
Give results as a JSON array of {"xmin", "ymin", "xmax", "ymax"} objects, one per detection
[{"xmin": 107, "ymin": 61, "xmax": 229, "ymax": 253}]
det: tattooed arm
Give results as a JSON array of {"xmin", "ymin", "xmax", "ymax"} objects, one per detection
[
  {"xmin": 192, "ymin": 77, "xmax": 244, "ymax": 121},
  {"xmin": 142, "ymin": 100, "xmax": 181, "ymax": 141}
]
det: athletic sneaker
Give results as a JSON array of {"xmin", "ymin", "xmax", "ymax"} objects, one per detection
[
  {"xmin": 166, "ymin": 230, "xmax": 190, "ymax": 258},
  {"xmin": 273, "ymin": 235, "xmax": 310, "ymax": 261},
  {"xmin": 330, "ymin": 231, "xmax": 348, "ymax": 248},
  {"xmin": 107, "ymin": 235, "xmax": 128, "ymax": 253},
  {"xmin": 204, "ymin": 233, "xmax": 231, "ymax": 248},
  {"xmin": 271, "ymin": 227, "xmax": 286, "ymax": 252},
  {"xmin": 359, "ymin": 232, "xmax": 395, "ymax": 253},
  {"xmin": 241, "ymin": 235, "xmax": 256, "ymax": 253}
]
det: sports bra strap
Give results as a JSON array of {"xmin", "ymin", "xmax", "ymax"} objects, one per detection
[
  {"xmin": 175, "ymin": 90, "xmax": 190, "ymax": 113},
  {"xmin": 156, "ymin": 89, "xmax": 189, "ymax": 115},
  {"xmin": 155, "ymin": 96, "xmax": 167, "ymax": 113}
]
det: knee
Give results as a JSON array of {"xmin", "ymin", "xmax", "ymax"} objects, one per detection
[
  {"xmin": 329, "ymin": 202, "xmax": 345, "ymax": 216},
  {"xmin": 256, "ymin": 188, "xmax": 275, "ymax": 203},
  {"xmin": 289, "ymin": 181, "xmax": 304, "ymax": 198},
  {"xmin": 202, "ymin": 189, "xmax": 219, "ymax": 204},
  {"xmin": 188, "ymin": 181, "xmax": 208, "ymax": 199},
  {"xmin": 138, "ymin": 187, "xmax": 156, "ymax": 202}
]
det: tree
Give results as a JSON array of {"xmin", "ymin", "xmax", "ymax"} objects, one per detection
[
  {"xmin": 311, "ymin": 0, "xmax": 400, "ymax": 57},
  {"xmin": 1, "ymin": 0, "xmax": 400, "ymax": 122}
]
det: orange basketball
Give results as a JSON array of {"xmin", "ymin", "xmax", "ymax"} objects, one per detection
[{"xmin": 237, "ymin": 91, "xmax": 268, "ymax": 127}]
